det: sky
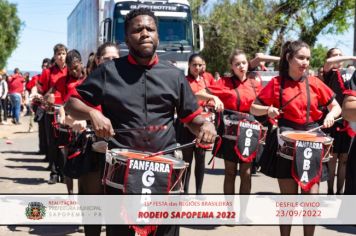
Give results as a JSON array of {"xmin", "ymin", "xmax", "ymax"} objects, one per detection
[
  {"xmin": 4, "ymin": 0, "xmax": 355, "ymax": 73},
  {"xmin": 6, "ymin": 0, "xmax": 80, "ymax": 73}
]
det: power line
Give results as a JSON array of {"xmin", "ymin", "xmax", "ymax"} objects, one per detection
[{"xmin": 25, "ymin": 26, "xmax": 65, "ymax": 34}]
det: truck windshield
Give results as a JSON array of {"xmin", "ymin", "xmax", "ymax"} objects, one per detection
[
  {"xmin": 113, "ymin": 14, "xmax": 192, "ymax": 47},
  {"xmin": 158, "ymin": 17, "xmax": 192, "ymax": 46}
]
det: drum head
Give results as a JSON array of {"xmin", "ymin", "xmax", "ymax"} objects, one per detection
[
  {"xmin": 109, "ymin": 149, "xmax": 186, "ymax": 168},
  {"xmin": 280, "ymin": 131, "xmax": 332, "ymax": 144}
]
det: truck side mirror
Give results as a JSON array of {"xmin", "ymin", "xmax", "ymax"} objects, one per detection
[
  {"xmin": 194, "ymin": 24, "xmax": 204, "ymax": 52},
  {"xmin": 103, "ymin": 18, "xmax": 112, "ymax": 43}
]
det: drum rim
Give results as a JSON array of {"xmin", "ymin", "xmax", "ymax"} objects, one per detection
[
  {"xmin": 108, "ymin": 148, "xmax": 186, "ymax": 168},
  {"xmin": 278, "ymin": 152, "xmax": 332, "ymax": 163},
  {"xmin": 280, "ymin": 130, "xmax": 333, "ymax": 144}
]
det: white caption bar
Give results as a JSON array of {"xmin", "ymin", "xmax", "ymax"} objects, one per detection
[{"xmin": 0, "ymin": 195, "xmax": 354, "ymax": 225}]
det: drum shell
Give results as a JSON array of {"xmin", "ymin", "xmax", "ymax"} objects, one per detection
[
  {"xmin": 258, "ymin": 126, "xmax": 330, "ymax": 180},
  {"xmin": 103, "ymin": 149, "xmax": 187, "ymax": 193},
  {"xmin": 278, "ymin": 130, "xmax": 333, "ymax": 162}
]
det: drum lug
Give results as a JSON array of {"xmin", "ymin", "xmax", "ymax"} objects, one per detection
[{"xmin": 106, "ymin": 153, "xmax": 114, "ymax": 165}]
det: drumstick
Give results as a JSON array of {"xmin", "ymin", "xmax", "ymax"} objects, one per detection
[
  {"xmin": 113, "ymin": 125, "xmax": 168, "ymax": 133},
  {"xmin": 203, "ymin": 105, "xmax": 252, "ymax": 120},
  {"xmin": 86, "ymin": 125, "xmax": 168, "ymax": 134},
  {"xmin": 279, "ymin": 91, "xmax": 302, "ymax": 111},
  {"xmin": 145, "ymin": 141, "xmax": 197, "ymax": 157},
  {"xmin": 306, "ymin": 117, "xmax": 343, "ymax": 133},
  {"xmin": 204, "ymin": 104, "xmax": 247, "ymax": 116},
  {"xmin": 108, "ymin": 137, "xmax": 122, "ymax": 148},
  {"xmin": 223, "ymin": 109, "xmax": 250, "ymax": 117}
]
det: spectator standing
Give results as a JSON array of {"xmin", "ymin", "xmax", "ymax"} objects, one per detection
[
  {"xmin": 22, "ymin": 72, "xmax": 31, "ymax": 116},
  {"xmin": 0, "ymin": 73, "xmax": 8, "ymax": 124},
  {"xmin": 7, "ymin": 68, "xmax": 25, "ymax": 124}
]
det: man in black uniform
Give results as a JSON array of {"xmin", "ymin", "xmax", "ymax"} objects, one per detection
[{"xmin": 65, "ymin": 8, "xmax": 216, "ymax": 236}]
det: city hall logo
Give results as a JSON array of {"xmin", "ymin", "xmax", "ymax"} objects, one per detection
[{"xmin": 25, "ymin": 202, "xmax": 46, "ymax": 220}]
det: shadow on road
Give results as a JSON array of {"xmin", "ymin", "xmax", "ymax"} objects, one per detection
[
  {"xmin": 0, "ymin": 177, "xmax": 47, "ymax": 185},
  {"xmin": 1, "ymin": 150, "xmax": 43, "ymax": 156},
  {"xmin": 14, "ymin": 131, "xmax": 34, "ymax": 134},
  {"xmin": 205, "ymin": 168, "xmax": 224, "ymax": 175},
  {"xmin": 5, "ymin": 165, "xmax": 48, "ymax": 171},
  {"xmin": 6, "ymin": 157, "xmax": 45, "ymax": 163},
  {"xmin": 205, "ymin": 168, "xmax": 264, "ymax": 178},
  {"xmin": 7, "ymin": 225, "xmax": 81, "ymax": 236}
]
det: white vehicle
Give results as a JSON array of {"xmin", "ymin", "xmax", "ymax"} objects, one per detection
[{"xmin": 67, "ymin": 0, "xmax": 204, "ymax": 74}]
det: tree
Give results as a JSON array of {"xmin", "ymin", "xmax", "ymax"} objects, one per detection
[
  {"xmin": 0, "ymin": 0, "xmax": 21, "ymax": 69},
  {"xmin": 310, "ymin": 44, "xmax": 328, "ymax": 69},
  {"xmin": 250, "ymin": 0, "xmax": 354, "ymax": 55},
  {"xmin": 196, "ymin": 0, "xmax": 354, "ymax": 73},
  {"xmin": 199, "ymin": 0, "xmax": 269, "ymax": 73},
  {"xmin": 297, "ymin": 0, "xmax": 354, "ymax": 47}
]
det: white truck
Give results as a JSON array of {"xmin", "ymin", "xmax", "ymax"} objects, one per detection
[{"xmin": 67, "ymin": 0, "xmax": 204, "ymax": 74}]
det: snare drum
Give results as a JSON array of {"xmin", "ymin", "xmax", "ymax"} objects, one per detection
[
  {"xmin": 103, "ymin": 149, "xmax": 188, "ymax": 193},
  {"xmin": 223, "ymin": 115, "xmax": 267, "ymax": 143},
  {"xmin": 53, "ymin": 123, "xmax": 74, "ymax": 147},
  {"xmin": 278, "ymin": 130, "xmax": 333, "ymax": 162}
]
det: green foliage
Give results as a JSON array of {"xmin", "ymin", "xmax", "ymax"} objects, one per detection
[
  {"xmin": 188, "ymin": 0, "xmax": 206, "ymax": 21},
  {"xmin": 298, "ymin": 0, "xmax": 354, "ymax": 47},
  {"xmin": 200, "ymin": 0, "xmax": 269, "ymax": 74},
  {"xmin": 310, "ymin": 44, "xmax": 328, "ymax": 69},
  {"xmin": 0, "ymin": 0, "xmax": 21, "ymax": 69},
  {"xmin": 197, "ymin": 0, "xmax": 354, "ymax": 74}
]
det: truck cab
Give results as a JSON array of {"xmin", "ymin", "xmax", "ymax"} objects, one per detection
[{"xmin": 102, "ymin": 0, "xmax": 204, "ymax": 74}]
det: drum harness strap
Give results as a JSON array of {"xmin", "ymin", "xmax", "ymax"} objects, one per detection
[
  {"xmin": 278, "ymin": 75, "xmax": 312, "ymax": 128},
  {"xmin": 208, "ymin": 77, "xmax": 242, "ymax": 168},
  {"xmin": 231, "ymin": 76, "xmax": 259, "ymax": 112},
  {"xmin": 209, "ymin": 77, "xmax": 258, "ymax": 167},
  {"xmin": 200, "ymin": 74, "xmax": 215, "ymax": 106},
  {"xmin": 231, "ymin": 76, "xmax": 242, "ymax": 112}
]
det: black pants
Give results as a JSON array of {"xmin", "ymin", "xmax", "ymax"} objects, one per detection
[
  {"xmin": 38, "ymin": 116, "xmax": 47, "ymax": 154},
  {"xmin": 44, "ymin": 113, "xmax": 63, "ymax": 177},
  {"xmin": 345, "ymin": 138, "xmax": 356, "ymax": 194},
  {"xmin": 0, "ymin": 98, "xmax": 8, "ymax": 122},
  {"xmin": 182, "ymin": 146, "xmax": 206, "ymax": 194}
]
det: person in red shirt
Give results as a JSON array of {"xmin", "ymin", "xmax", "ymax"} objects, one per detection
[
  {"xmin": 36, "ymin": 58, "xmax": 53, "ymax": 95},
  {"xmin": 200, "ymin": 58, "xmax": 215, "ymax": 81},
  {"xmin": 343, "ymin": 73, "xmax": 356, "ymax": 194},
  {"xmin": 7, "ymin": 68, "xmax": 25, "ymax": 124},
  {"xmin": 54, "ymin": 50, "xmax": 85, "ymax": 104},
  {"xmin": 342, "ymin": 76, "xmax": 356, "ymax": 121},
  {"xmin": 40, "ymin": 43, "xmax": 68, "ymax": 185},
  {"xmin": 323, "ymin": 48, "xmax": 356, "ymax": 194},
  {"xmin": 250, "ymin": 40, "xmax": 341, "ymax": 236},
  {"xmin": 64, "ymin": 44, "xmax": 119, "ymax": 236},
  {"xmin": 177, "ymin": 54, "xmax": 223, "ymax": 194},
  {"xmin": 50, "ymin": 49, "xmax": 86, "ymax": 194},
  {"xmin": 26, "ymin": 58, "xmax": 51, "ymax": 95},
  {"xmin": 30, "ymin": 58, "xmax": 51, "ymax": 155},
  {"xmin": 204, "ymin": 49, "xmax": 263, "ymax": 196}
]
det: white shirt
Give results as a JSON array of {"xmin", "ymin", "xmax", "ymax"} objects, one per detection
[{"xmin": 0, "ymin": 80, "xmax": 8, "ymax": 99}]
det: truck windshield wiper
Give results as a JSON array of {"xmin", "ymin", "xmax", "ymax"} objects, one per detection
[{"xmin": 163, "ymin": 43, "xmax": 185, "ymax": 52}]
